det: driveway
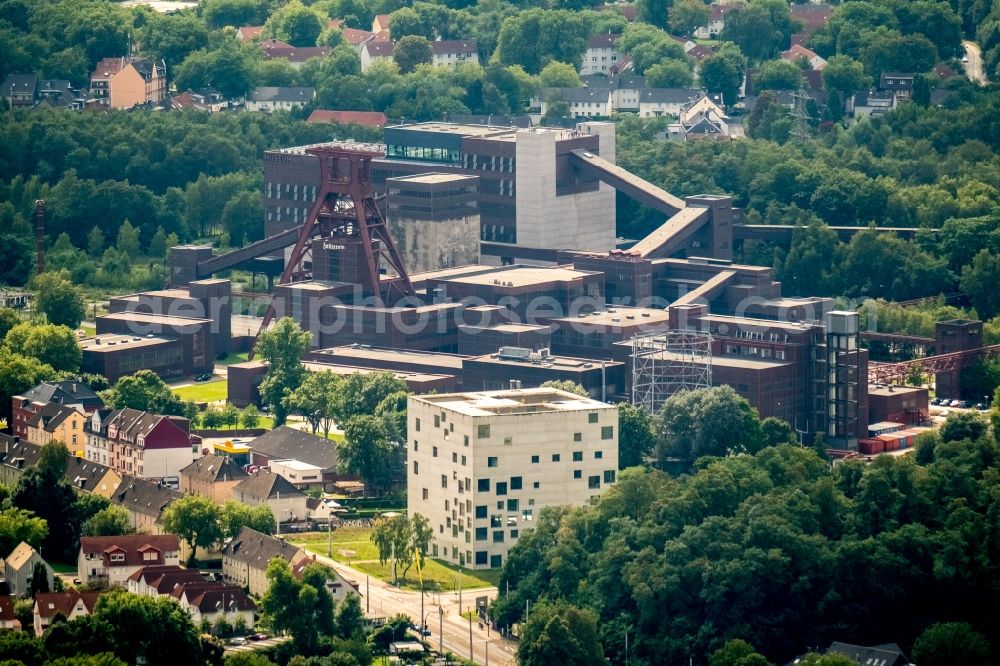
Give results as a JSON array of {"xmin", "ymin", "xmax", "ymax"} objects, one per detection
[{"xmin": 963, "ymin": 41, "xmax": 987, "ymax": 84}]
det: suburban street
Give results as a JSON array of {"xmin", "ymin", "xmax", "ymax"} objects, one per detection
[
  {"xmin": 964, "ymin": 41, "xmax": 987, "ymax": 84},
  {"xmin": 308, "ymin": 552, "xmax": 518, "ymax": 666}
]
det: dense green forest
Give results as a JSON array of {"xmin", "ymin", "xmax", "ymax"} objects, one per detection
[{"xmin": 493, "ymin": 391, "xmax": 1000, "ymax": 665}]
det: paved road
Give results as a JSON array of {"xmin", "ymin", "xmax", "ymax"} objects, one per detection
[
  {"xmin": 963, "ymin": 41, "xmax": 987, "ymax": 84},
  {"xmin": 311, "ymin": 552, "xmax": 518, "ymax": 665}
]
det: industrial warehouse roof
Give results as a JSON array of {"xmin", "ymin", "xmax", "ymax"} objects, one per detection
[
  {"xmin": 98, "ymin": 311, "xmax": 213, "ymax": 327},
  {"xmin": 81, "ymin": 334, "xmax": 177, "ymax": 353}
]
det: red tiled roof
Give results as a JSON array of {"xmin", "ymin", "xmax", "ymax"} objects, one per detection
[
  {"xmin": 80, "ymin": 534, "xmax": 180, "ymax": 566},
  {"xmin": 307, "ymin": 110, "xmax": 388, "ymax": 127},
  {"xmin": 34, "ymin": 591, "xmax": 102, "ymax": 620},
  {"xmin": 92, "ymin": 57, "xmax": 126, "ymax": 79},
  {"xmin": 341, "ymin": 27, "xmax": 375, "ymax": 45},
  {"xmin": 237, "ymin": 26, "xmax": 264, "ymax": 40},
  {"xmin": 0, "ymin": 596, "xmax": 15, "ymax": 623},
  {"xmin": 183, "ymin": 585, "xmax": 255, "ymax": 612},
  {"xmin": 260, "ymin": 38, "xmax": 293, "ymax": 49},
  {"xmin": 782, "ymin": 44, "xmax": 820, "ymax": 61},
  {"xmin": 687, "ymin": 45, "xmax": 714, "ymax": 60}
]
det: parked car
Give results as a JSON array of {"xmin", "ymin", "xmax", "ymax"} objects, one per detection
[
  {"xmin": 229, "ymin": 637, "xmax": 247, "ymax": 646},
  {"xmin": 976, "ymin": 402, "xmax": 988, "ymax": 410},
  {"xmin": 249, "ymin": 633, "xmax": 268, "ymax": 641},
  {"xmin": 195, "ymin": 373, "xmax": 213, "ymax": 382},
  {"xmin": 949, "ymin": 399, "xmax": 963, "ymax": 407},
  {"xmin": 931, "ymin": 397, "xmax": 944, "ymax": 406}
]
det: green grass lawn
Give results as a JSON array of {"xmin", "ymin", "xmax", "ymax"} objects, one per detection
[
  {"xmin": 80, "ymin": 324, "xmax": 96, "ymax": 337},
  {"xmin": 291, "ymin": 528, "xmax": 501, "ymax": 590},
  {"xmin": 173, "ymin": 380, "xmax": 228, "ymax": 403},
  {"xmin": 217, "ymin": 351, "xmax": 250, "ymax": 365},
  {"xmin": 49, "ymin": 560, "xmax": 77, "ymax": 575},
  {"xmin": 352, "ymin": 558, "xmax": 501, "ymax": 592}
]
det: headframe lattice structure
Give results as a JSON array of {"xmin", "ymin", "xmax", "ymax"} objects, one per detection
[
  {"xmin": 631, "ymin": 330, "xmax": 713, "ymax": 413},
  {"xmin": 250, "ymin": 142, "xmax": 415, "ymax": 358}
]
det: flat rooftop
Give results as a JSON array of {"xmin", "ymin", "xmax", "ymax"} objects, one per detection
[
  {"xmin": 468, "ymin": 353, "xmax": 623, "ymax": 372},
  {"xmin": 868, "ymin": 384, "xmax": 927, "ymax": 397},
  {"xmin": 81, "ymin": 334, "xmax": 177, "ymax": 352},
  {"xmin": 277, "ymin": 280, "xmax": 355, "ymax": 291},
  {"xmin": 553, "ymin": 306, "xmax": 671, "ymax": 327},
  {"xmin": 272, "ymin": 459, "xmax": 323, "ymax": 472},
  {"xmin": 98, "ymin": 312, "xmax": 213, "ymax": 327},
  {"xmin": 696, "ymin": 314, "xmax": 822, "ymax": 333},
  {"xmin": 390, "ymin": 122, "xmax": 516, "ymax": 137},
  {"xmin": 387, "ymin": 173, "xmax": 479, "ymax": 185},
  {"xmin": 302, "ymin": 361, "xmax": 454, "ymax": 384},
  {"xmin": 650, "ymin": 350, "xmax": 791, "ymax": 370},
  {"xmin": 439, "ymin": 265, "xmax": 595, "ymax": 288},
  {"xmin": 414, "ymin": 388, "xmax": 612, "ymax": 417},
  {"xmin": 116, "ymin": 289, "xmax": 193, "ymax": 300},
  {"xmin": 311, "ymin": 345, "xmax": 466, "ymax": 371},
  {"xmin": 460, "ymin": 323, "xmax": 551, "ymax": 333}
]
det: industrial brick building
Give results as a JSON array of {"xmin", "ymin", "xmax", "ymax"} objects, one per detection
[
  {"xmin": 263, "ymin": 121, "xmax": 618, "ymax": 253},
  {"xmin": 408, "ymin": 388, "xmax": 618, "ymax": 569}
]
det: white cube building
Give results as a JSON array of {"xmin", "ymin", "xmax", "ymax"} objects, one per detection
[{"xmin": 407, "ymin": 388, "xmax": 619, "ymax": 569}]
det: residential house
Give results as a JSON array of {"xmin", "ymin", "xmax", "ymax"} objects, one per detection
[
  {"xmin": 90, "ymin": 57, "xmax": 167, "ymax": 109},
  {"xmin": 4, "ymin": 542, "xmax": 53, "ymax": 597},
  {"xmin": 431, "ymin": 41, "xmax": 479, "ymax": 68},
  {"xmin": 33, "ymin": 591, "xmax": 101, "ymax": 636},
  {"xmin": 221, "ymin": 527, "xmax": 309, "ymax": 597},
  {"xmin": 848, "ymin": 90, "xmax": 895, "ymax": 118},
  {"xmin": 0, "ymin": 595, "xmax": 19, "ymax": 630},
  {"xmin": 248, "ymin": 426, "xmax": 346, "ymax": 491},
  {"xmin": 268, "ymin": 459, "xmax": 326, "ymax": 491},
  {"xmin": 236, "ymin": 26, "xmax": 264, "ymax": 41},
  {"xmin": 25, "ymin": 403, "xmax": 87, "ymax": 449},
  {"xmin": 582, "ymin": 34, "xmax": 621, "ymax": 76},
  {"xmin": 669, "ymin": 95, "xmax": 732, "ymax": 141},
  {"xmin": 179, "ymin": 454, "xmax": 248, "ymax": 503},
  {"xmin": 259, "ymin": 39, "xmax": 331, "ymax": 69},
  {"xmin": 2, "ymin": 74, "xmax": 37, "ymax": 107},
  {"xmin": 879, "ymin": 72, "xmax": 915, "ymax": 100},
  {"xmin": 174, "ymin": 582, "xmax": 255, "ymax": 627},
  {"xmin": 245, "ymin": 86, "xmax": 315, "ymax": 112},
  {"xmin": 233, "ymin": 468, "xmax": 308, "ymax": 526},
  {"xmin": 790, "ymin": 4, "xmax": 833, "ymax": 47},
  {"xmin": 372, "ymin": 14, "xmax": 392, "ymax": 33},
  {"xmin": 85, "ymin": 407, "xmax": 194, "ymax": 482},
  {"xmin": 126, "ymin": 564, "xmax": 255, "ymax": 626},
  {"xmin": 108, "ymin": 476, "xmax": 183, "ymax": 535},
  {"xmin": 172, "ymin": 88, "xmax": 228, "ymax": 112},
  {"xmin": 694, "ymin": 3, "xmax": 744, "ymax": 39},
  {"xmin": 638, "ymin": 88, "xmax": 706, "ymax": 117},
  {"xmin": 340, "ymin": 27, "xmax": 378, "ymax": 56},
  {"xmin": 360, "ymin": 40, "xmax": 395, "ymax": 72},
  {"xmin": 35, "ymin": 79, "xmax": 84, "ymax": 109},
  {"xmin": 78, "ymin": 535, "xmax": 182, "ymax": 587},
  {"xmin": 597, "ymin": 3, "xmax": 636, "ymax": 23},
  {"xmin": 292, "ymin": 556, "xmax": 359, "ymax": 604},
  {"xmin": 306, "ymin": 109, "xmax": 388, "ymax": 127},
  {"xmin": 65, "ymin": 453, "xmax": 122, "ymax": 496},
  {"xmin": 781, "ymin": 44, "xmax": 827, "ymax": 70},
  {"xmin": 0, "ymin": 435, "xmax": 120, "ymax": 494},
  {"xmin": 11, "ymin": 380, "xmax": 103, "ymax": 440},
  {"xmin": 795, "ymin": 641, "xmax": 911, "ymax": 666},
  {"xmin": 127, "ymin": 564, "xmax": 202, "ymax": 596},
  {"xmin": 540, "ymin": 87, "xmax": 614, "ymax": 119}
]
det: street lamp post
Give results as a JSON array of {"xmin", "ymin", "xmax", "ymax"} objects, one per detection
[{"xmin": 438, "ymin": 606, "xmax": 444, "ymax": 654}]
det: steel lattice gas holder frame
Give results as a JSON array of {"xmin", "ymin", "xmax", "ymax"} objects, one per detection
[{"xmin": 631, "ymin": 330, "xmax": 713, "ymax": 413}]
